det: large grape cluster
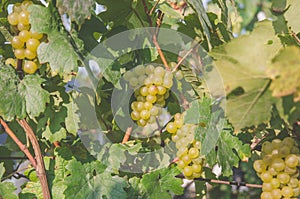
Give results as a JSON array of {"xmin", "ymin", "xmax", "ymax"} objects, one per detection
[
  {"xmin": 123, "ymin": 64, "xmax": 173, "ymax": 127},
  {"xmin": 253, "ymin": 137, "xmax": 300, "ymax": 199},
  {"xmin": 166, "ymin": 113, "xmax": 205, "ymax": 179},
  {"xmin": 6, "ymin": 1, "xmax": 43, "ymax": 74}
]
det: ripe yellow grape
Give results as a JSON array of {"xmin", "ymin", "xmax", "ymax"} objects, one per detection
[
  {"xmin": 14, "ymin": 48, "xmax": 25, "ymax": 59},
  {"xmin": 11, "ymin": 36, "xmax": 24, "ymax": 49},
  {"xmin": 166, "ymin": 122, "xmax": 177, "ymax": 134},
  {"xmin": 30, "ymin": 32, "xmax": 43, "ymax": 40},
  {"xmin": 23, "ymin": 60, "xmax": 38, "ymax": 74},
  {"xmin": 17, "ymin": 23, "xmax": 30, "ymax": 31},
  {"xmin": 24, "ymin": 48, "xmax": 36, "ymax": 59},
  {"xmin": 7, "ymin": 13, "xmax": 19, "ymax": 25},
  {"xmin": 18, "ymin": 10, "xmax": 30, "ymax": 25},
  {"xmin": 26, "ymin": 38, "xmax": 40, "ymax": 52},
  {"xmin": 19, "ymin": 30, "xmax": 31, "ymax": 42}
]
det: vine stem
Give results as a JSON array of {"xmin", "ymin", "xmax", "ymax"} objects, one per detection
[
  {"xmin": 142, "ymin": 0, "xmax": 170, "ymax": 70},
  {"xmin": 0, "ymin": 118, "xmax": 37, "ymax": 168},
  {"xmin": 122, "ymin": 126, "xmax": 133, "ymax": 144},
  {"xmin": 17, "ymin": 119, "xmax": 51, "ymax": 199}
]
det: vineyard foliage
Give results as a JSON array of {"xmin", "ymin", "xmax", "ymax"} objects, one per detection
[{"xmin": 0, "ymin": 0, "xmax": 299, "ymax": 199}]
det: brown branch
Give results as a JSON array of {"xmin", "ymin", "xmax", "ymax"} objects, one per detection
[
  {"xmin": 0, "ymin": 118, "xmax": 37, "ymax": 168},
  {"xmin": 122, "ymin": 126, "xmax": 133, "ymax": 144},
  {"xmin": 172, "ymin": 42, "xmax": 200, "ymax": 72},
  {"xmin": 17, "ymin": 119, "xmax": 51, "ymax": 199},
  {"xmin": 149, "ymin": 0, "xmax": 161, "ymax": 16},
  {"xmin": 291, "ymin": 31, "xmax": 300, "ymax": 45},
  {"xmin": 142, "ymin": 0, "xmax": 170, "ymax": 70}
]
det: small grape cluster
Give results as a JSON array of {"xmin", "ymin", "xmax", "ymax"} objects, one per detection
[
  {"xmin": 6, "ymin": 1, "xmax": 44, "ymax": 74},
  {"xmin": 253, "ymin": 137, "xmax": 300, "ymax": 199},
  {"xmin": 123, "ymin": 64, "xmax": 173, "ymax": 127},
  {"xmin": 166, "ymin": 113, "xmax": 205, "ymax": 179}
]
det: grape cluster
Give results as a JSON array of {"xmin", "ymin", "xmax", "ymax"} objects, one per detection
[
  {"xmin": 166, "ymin": 113, "xmax": 205, "ymax": 179},
  {"xmin": 6, "ymin": 1, "xmax": 43, "ymax": 74},
  {"xmin": 253, "ymin": 137, "xmax": 300, "ymax": 199},
  {"xmin": 123, "ymin": 64, "xmax": 173, "ymax": 127}
]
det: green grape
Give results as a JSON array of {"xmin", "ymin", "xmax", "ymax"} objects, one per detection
[
  {"xmin": 282, "ymin": 137, "xmax": 295, "ymax": 147},
  {"xmin": 129, "ymin": 77, "xmax": 138, "ymax": 87},
  {"xmin": 145, "ymin": 64, "xmax": 154, "ymax": 74},
  {"xmin": 140, "ymin": 110, "xmax": 150, "ymax": 120},
  {"xmin": 181, "ymin": 154, "xmax": 191, "ymax": 165},
  {"xmin": 130, "ymin": 111, "xmax": 140, "ymax": 121},
  {"xmin": 271, "ymin": 139, "xmax": 282, "ymax": 149},
  {"xmin": 147, "ymin": 85, "xmax": 158, "ymax": 95},
  {"xmin": 262, "ymin": 182, "xmax": 273, "ymax": 192},
  {"xmin": 139, "ymin": 86, "xmax": 148, "ymax": 96},
  {"xmin": 271, "ymin": 189, "xmax": 282, "ymax": 199},
  {"xmin": 188, "ymin": 148, "xmax": 199, "ymax": 159},
  {"xmin": 154, "ymin": 66, "xmax": 165, "ymax": 75},
  {"xmin": 172, "ymin": 134, "xmax": 180, "ymax": 142},
  {"xmin": 192, "ymin": 172, "xmax": 201, "ymax": 179},
  {"xmin": 19, "ymin": 30, "xmax": 31, "ymax": 42},
  {"xmin": 157, "ymin": 86, "xmax": 167, "ymax": 95},
  {"xmin": 177, "ymin": 160, "xmax": 186, "ymax": 169},
  {"xmin": 253, "ymin": 160, "xmax": 267, "ymax": 173},
  {"xmin": 26, "ymin": 38, "xmax": 40, "ymax": 52},
  {"xmin": 14, "ymin": 48, "xmax": 25, "ymax": 59},
  {"xmin": 260, "ymin": 171, "xmax": 273, "ymax": 182},
  {"xmin": 13, "ymin": 3, "xmax": 22, "ymax": 13},
  {"xmin": 143, "ymin": 101, "xmax": 153, "ymax": 110},
  {"xmin": 166, "ymin": 122, "xmax": 177, "ymax": 134},
  {"xmin": 281, "ymin": 186, "xmax": 294, "ymax": 198},
  {"xmin": 133, "ymin": 65, "xmax": 145, "ymax": 75},
  {"xmin": 285, "ymin": 154, "xmax": 299, "ymax": 168},
  {"xmin": 262, "ymin": 155, "xmax": 272, "ymax": 166},
  {"xmin": 175, "ymin": 70, "xmax": 184, "ymax": 80},
  {"xmin": 279, "ymin": 146, "xmax": 291, "ymax": 158},
  {"xmin": 18, "ymin": 10, "xmax": 30, "ymax": 25},
  {"xmin": 268, "ymin": 167, "xmax": 279, "ymax": 176},
  {"xmin": 123, "ymin": 71, "xmax": 133, "ymax": 81},
  {"xmin": 23, "ymin": 60, "xmax": 37, "ymax": 74},
  {"xmin": 260, "ymin": 192, "xmax": 273, "ymax": 199},
  {"xmin": 293, "ymin": 187, "xmax": 300, "ymax": 197},
  {"xmin": 137, "ymin": 119, "xmax": 147, "ymax": 127},
  {"xmin": 150, "ymin": 106, "xmax": 159, "ymax": 116},
  {"xmin": 288, "ymin": 178, "xmax": 299, "ymax": 188},
  {"xmin": 163, "ymin": 78, "xmax": 173, "ymax": 88},
  {"xmin": 24, "ymin": 48, "xmax": 36, "ymax": 59},
  {"xmin": 146, "ymin": 95, "xmax": 156, "ymax": 103},
  {"xmin": 135, "ymin": 102, "xmax": 144, "ymax": 112},
  {"xmin": 8, "ymin": 13, "xmax": 19, "ymax": 25},
  {"xmin": 284, "ymin": 166, "xmax": 297, "ymax": 175},
  {"xmin": 153, "ymin": 76, "xmax": 163, "ymax": 85},
  {"xmin": 191, "ymin": 163, "xmax": 202, "ymax": 173},
  {"xmin": 11, "ymin": 36, "xmax": 24, "ymax": 49},
  {"xmin": 277, "ymin": 172, "xmax": 290, "ymax": 184},
  {"xmin": 271, "ymin": 158, "xmax": 285, "ymax": 172},
  {"xmin": 270, "ymin": 178, "xmax": 280, "ymax": 188},
  {"xmin": 291, "ymin": 146, "xmax": 300, "ymax": 154},
  {"xmin": 262, "ymin": 141, "xmax": 273, "ymax": 154},
  {"xmin": 183, "ymin": 166, "xmax": 193, "ymax": 177},
  {"xmin": 17, "ymin": 23, "xmax": 30, "ymax": 31}
]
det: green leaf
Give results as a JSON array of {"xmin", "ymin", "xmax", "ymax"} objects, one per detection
[
  {"xmin": 56, "ymin": 0, "xmax": 95, "ymax": 27},
  {"xmin": 64, "ymin": 101, "xmax": 80, "ymax": 136},
  {"xmin": 0, "ymin": 65, "xmax": 49, "ymax": 120},
  {"xmin": 266, "ymin": 46, "xmax": 300, "ymax": 102},
  {"xmin": 206, "ymin": 128, "xmax": 251, "ymax": 176},
  {"xmin": 140, "ymin": 167, "xmax": 183, "ymax": 199},
  {"xmin": 28, "ymin": 5, "xmax": 79, "ymax": 75},
  {"xmin": 285, "ymin": 0, "xmax": 300, "ymax": 33},
  {"xmin": 210, "ymin": 21, "xmax": 282, "ymax": 131},
  {"xmin": 64, "ymin": 159, "xmax": 127, "ymax": 199},
  {"xmin": 184, "ymin": 98, "xmax": 211, "ymax": 125},
  {"xmin": 0, "ymin": 163, "xmax": 4, "ymax": 178},
  {"xmin": 20, "ymin": 181, "xmax": 43, "ymax": 199},
  {"xmin": 0, "ymin": 163, "xmax": 18, "ymax": 199},
  {"xmin": 19, "ymin": 75, "xmax": 50, "ymax": 118}
]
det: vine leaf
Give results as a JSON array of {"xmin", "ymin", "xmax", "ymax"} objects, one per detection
[
  {"xmin": 28, "ymin": 5, "xmax": 79, "ymax": 75},
  {"xmin": 140, "ymin": 167, "xmax": 183, "ymax": 199},
  {"xmin": 285, "ymin": 0, "xmax": 300, "ymax": 33},
  {"xmin": 19, "ymin": 75, "xmax": 50, "ymax": 118},
  {"xmin": 206, "ymin": 128, "xmax": 251, "ymax": 176},
  {"xmin": 0, "ymin": 163, "xmax": 18, "ymax": 199},
  {"xmin": 210, "ymin": 21, "xmax": 282, "ymax": 131},
  {"xmin": 56, "ymin": 0, "xmax": 95, "ymax": 28},
  {"xmin": 64, "ymin": 159, "xmax": 127, "ymax": 199},
  {"xmin": 0, "ymin": 65, "xmax": 49, "ymax": 121},
  {"xmin": 266, "ymin": 46, "xmax": 300, "ymax": 102}
]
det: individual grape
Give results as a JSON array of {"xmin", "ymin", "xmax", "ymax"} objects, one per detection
[
  {"xmin": 23, "ymin": 60, "xmax": 37, "ymax": 74},
  {"xmin": 14, "ymin": 48, "xmax": 25, "ymax": 59},
  {"xmin": 19, "ymin": 30, "xmax": 31, "ymax": 42},
  {"xmin": 271, "ymin": 158, "xmax": 285, "ymax": 172},
  {"xmin": 24, "ymin": 48, "xmax": 36, "ymax": 59},
  {"xmin": 260, "ymin": 171, "xmax": 273, "ymax": 182},
  {"xmin": 30, "ymin": 32, "xmax": 43, "ymax": 40},
  {"xmin": 260, "ymin": 192, "xmax": 273, "ymax": 199},
  {"xmin": 183, "ymin": 166, "xmax": 193, "ymax": 177},
  {"xmin": 281, "ymin": 186, "xmax": 294, "ymax": 198},
  {"xmin": 288, "ymin": 178, "xmax": 299, "ymax": 188},
  {"xmin": 133, "ymin": 64, "xmax": 145, "ymax": 75},
  {"xmin": 166, "ymin": 122, "xmax": 177, "ymax": 134},
  {"xmin": 188, "ymin": 148, "xmax": 199, "ymax": 159},
  {"xmin": 262, "ymin": 141, "xmax": 273, "ymax": 154},
  {"xmin": 277, "ymin": 172, "xmax": 290, "ymax": 184},
  {"xmin": 145, "ymin": 64, "xmax": 154, "ymax": 74},
  {"xmin": 140, "ymin": 110, "xmax": 150, "ymax": 120},
  {"xmin": 143, "ymin": 101, "xmax": 153, "ymax": 110},
  {"xmin": 253, "ymin": 160, "xmax": 267, "ymax": 173},
  {"xmin": 271, "ymin": 189, "xmax": 282, "ymax": 199},
  {"xmin": 282, "ymin": 137, "xmax": 295, "ymax": 147},
  {"xmin": 146, "ymin": 94, "xmax": 156, "ymax": 103},
  {"xmin": 262, "ymin": 182, "xmax": 273, "ymax": 192},
  {"xmin": 17, "ymin": 23, "xmax": 30, "ymax": 31},
  {"xmin": 175, "ymin": 70, "xmax": 184, "ymax": 80},
  {"xmin": 7, "ymin": 13, "xmax": 19, "ymax": 25},
  {"xmin": 181, "ymin": 155, "xmax": 191, "ymax": 165},
  {"xmin": 26, "ymin": 38, "xmax": 40, "ymax": 52},
  {"xmin": 191, "ymin": 163, "xmax": 202, "ymax": 173},
  {"xmin": 137, "ymin": 119, "xmax": 147, "ymax": 127},
  {"xmin": 130, "ymin": 111, "xmax": 140, "ymax": 121},
  {"xmin": 270, "ymin": 178, "xmax": 280, "ymax": 188},
  {"xmin": 147, "ymin": 85, "xmax": 158, "ymax": 95},
  {"xmin": 18, "ymin": 10, "xmax": 30, "ymax": 25},
  {"xmin": 139, "ymin": 86, "xmax": 148, "ymax": 96},
  {"xmin": 177, "ymin": 160, "xmax": 185, "ymax": 169},
  {"xmin": 13, "ymin": 3, "xmax": 22, "ymax": 13},
  {"xmin": 129, "ymin": 77, "xmax": 138, "ymax": 87},
  {"xmin": 11, "ymin": 36, "xmax": 24, "ymax": 49},
  {"xmin": 150, "ymin": 106, "xmax": 159, "ymax": 116},
  {"xmin": 271, "ymin": 139, "xmax": 282, "ymax": 149},
  {"xmin": 285, "ymin": 154, "xmax": 299, "ymax": 168},
  {"xmin": 163, "ymin": 78, "xmax": 173, "ymax": 88}
]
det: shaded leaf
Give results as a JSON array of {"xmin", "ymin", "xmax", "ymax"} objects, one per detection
[
  {"xmin": 266, "ymin": 46, "xmax": 300, "ymax": 102},
  {"xmin": 64, "ymin": 101, "xmax": 80, "ymax": 136},
  {"xmin": 210, "ymin": 21, "xmax": 282, "ymax": 131},
  {"xmin": 285, "ymin": 0, "xmax": 300, "ymax": 33}
]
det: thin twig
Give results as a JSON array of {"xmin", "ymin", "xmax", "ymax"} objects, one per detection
[
  {"xmin": 172, "ymin": 42, "xmax": 200, "ymax": 72},
  {"xmin": 122, "ymin": 126, "xmax": 133, "ymax": 144},
  {"xmin": 291, "ymin": 31, "xmax": 300, "ymax": 45},
  {"xmin": 142, "ymin": 0, "xmax": 170, "ymax": 70},
  {"xmin": 18, "ymin": 119, "xmax": 51, "ymax": 199},
  {"xmin": 149, "ymin": 0, "xmax": 161, "ymax": 15},
  {"xmin": 0, "ymin": 118, "xmax": 37, "ymax": 168}
]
